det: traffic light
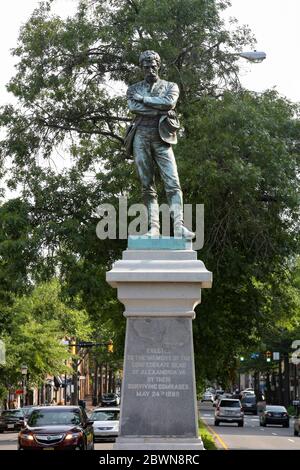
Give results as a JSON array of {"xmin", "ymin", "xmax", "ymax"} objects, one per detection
[
  {"xmin": 69, "ymin": 341, "xmax": 76, "ymax": 355},
  {"xmin": 266, "ymin": 351, "xmax": 272, "ymax": 362},
  {"xmin": 107, "ymin": 340, "xmax": 114, "ymax": 353}
]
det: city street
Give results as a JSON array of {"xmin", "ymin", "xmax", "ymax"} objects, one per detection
[
  {"xmin": 1, "ymin": 404, "xmax": 300, "ymax": 451},
  {"xmin": 199, "ymin": 402, "xmax": 300, "ymax": 450}
]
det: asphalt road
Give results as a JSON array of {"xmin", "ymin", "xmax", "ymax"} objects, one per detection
[{"xmin": 199, "ymin": 402, "xmax": 300, "ymax": 450}]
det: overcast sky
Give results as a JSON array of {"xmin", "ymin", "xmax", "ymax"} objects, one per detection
[{"xmin": 0, "ymin": 0, "xmax": 299, "ymax": 104}]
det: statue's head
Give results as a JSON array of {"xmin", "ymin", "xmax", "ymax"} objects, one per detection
[{"xmin": 139, "ymin": 50, "xmax": 160, "ymax": 82}]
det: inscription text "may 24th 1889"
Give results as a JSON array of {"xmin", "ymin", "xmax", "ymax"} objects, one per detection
[{"xmin": 127, "ymin": 348, "xmax": 191, "ymax": 398}]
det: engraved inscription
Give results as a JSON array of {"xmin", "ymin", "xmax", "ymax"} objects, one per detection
[{"xmin": 126, "ymin": 347, "xmax": 190, "ymax": 399}]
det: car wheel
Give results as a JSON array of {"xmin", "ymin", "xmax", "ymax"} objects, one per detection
[
  {"xmin": 294, "ymin": 429, "xmax": 299, "ymax": 436},
  {"xmin": 0, "ymin": 430, "xmax": 4, "ymax": 434},
  {"xmin": 283, "ymin": 423, "xmax": 289, "ymax": 428},
  {"xmin": 238, "ymin": 422, "xmax": 244, "ymax": 427}
]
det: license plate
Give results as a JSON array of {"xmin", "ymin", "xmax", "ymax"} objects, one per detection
[
  {"xmin": 43, "ymin": 447, "xmax": 54, "ymax": 450},
  {"xmin": 7, "ymin": 424, "xmax": 14, "ymax": 429}
]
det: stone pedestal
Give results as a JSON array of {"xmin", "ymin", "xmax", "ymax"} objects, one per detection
[{"xmin": 106, "ymin": 238, "xmax": 212, "ymax": 450}]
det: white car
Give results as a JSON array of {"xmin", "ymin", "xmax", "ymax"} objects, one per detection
[
  {"xmin": 214, "ymin": 398, "xmax": 244, "ymax": 426},
  {"xmin": 201, "ymin": 391, "xmax": 214, "ymax": 402},
  {"xmin": 90, "ymin": 407, "xmax": 120, "ymax": 441}
]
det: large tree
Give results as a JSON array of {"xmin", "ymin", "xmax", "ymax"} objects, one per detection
[{"xmin": 0, "ymin": 0, "xmax": 299, "ymax": 386}]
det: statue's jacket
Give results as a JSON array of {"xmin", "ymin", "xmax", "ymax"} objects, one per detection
[{"xmin": 125, "ymin": 79, "xmax": 180, "ymax": 156}]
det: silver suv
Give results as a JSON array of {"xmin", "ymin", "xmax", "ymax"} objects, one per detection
[{"xmin": 214, "ymin": 398, "xmax": 244, "ymax": 427}]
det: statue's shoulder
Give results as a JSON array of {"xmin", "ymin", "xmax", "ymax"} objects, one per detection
[
  {"xmin": 127, "ymin": 80, "xmax": 144, "ymax": 91},
  {"xmin": 159, "ymin": 79, "xmax": 179, "ymax": 91}
]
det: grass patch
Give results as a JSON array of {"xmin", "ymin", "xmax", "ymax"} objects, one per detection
[
  {"xmin": 198, "ymin": 419, "xmax": 218, "ymax": 450},
  {"xmin": 287, "ymin": 405, "xmax": 297, "ymax": 416}
]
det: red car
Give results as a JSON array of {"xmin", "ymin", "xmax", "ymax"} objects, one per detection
[{"xmin": 18, "ymin": 406, "xmax": 94, "ymax": 450}]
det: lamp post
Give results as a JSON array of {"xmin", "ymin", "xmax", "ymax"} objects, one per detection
[
  {"xmin": 21, "ymin": 364, "xmax": 28, "ymax": 407},
  {"xmin": 236, "ymin": 50, "xmax": 266, "ymax": 63}
]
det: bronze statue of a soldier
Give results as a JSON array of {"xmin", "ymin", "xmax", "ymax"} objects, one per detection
[{"xmin": 125, "ymin": 50, "xmax": 195, "ymax": 240}]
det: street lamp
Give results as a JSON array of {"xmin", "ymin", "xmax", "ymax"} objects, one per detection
[
  {"xmin": 236, "ymin": 50, "xmax": 266, "ymax": 63},
  {"xmin": 21, "ymin": 364, "xmax": 28, "ymax": 407}
]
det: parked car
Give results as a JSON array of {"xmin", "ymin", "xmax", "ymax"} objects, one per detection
[
  {"xmin": 201, "ymin": 391, "xmax": 214, "ymax": 403},
  {"xmin": 241, "ymin": 395, "xmax": 257, "ymax": 415},
  {"xmin": 22, "ymin": 406, "xmax": 37, "ymax": 423},
  {"xmin": 90, "ymin": 407, "xmax": 120, "ymax": 442},
  {"xmin": 0, "ymin": 409, "xmax": 25, "ymax": 432},
  {"xmin": 260, "ymin": 405, "xmax": 289, "ymax": 428},
  {"xmin": 100, "ymin": 393, "xmax": 120, "ymax": 407},
  {"xmin": 214, "ymin": 398, "xmax": 244, "ymax": 427},
  {"xmin": 294, "ymin": 406, "xmax": 300, "ymax": 436},
  {"xmin": 18, "ymin": 406, "xmax": 94, "ymax": 450}
]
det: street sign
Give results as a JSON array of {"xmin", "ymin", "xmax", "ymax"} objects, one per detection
[
  {"xmin": 15, "ymin": 389, "xmax": 23, "ymax": 395},
  {"xmin": 273, "ymin": 352, "xmax": 280, "ymax": 360}
]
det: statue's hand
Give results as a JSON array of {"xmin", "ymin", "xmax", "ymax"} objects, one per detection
[
  {"xmin": 133, "ymin": 93, "xmax": 144, "ymax": 102},
  {"xmin": 167, "ymin": 110, "xmax": 177, "ymax": 119}
]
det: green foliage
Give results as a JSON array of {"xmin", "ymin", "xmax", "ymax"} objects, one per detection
[
  {"xmin": 0, "ymin": 279, "xmax": 92, "ymax": 390},
  {"xmin": 0, "ymin": 0, "xmax": 299, "ymax": 389},
  {"xmin": 198, "ymin": 419, "xmax": 218, "ymax": 450}
]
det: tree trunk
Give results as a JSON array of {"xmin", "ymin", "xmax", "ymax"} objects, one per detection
[
  {"xmin": 71, "ymin": 359, "xmax": 78, "ymax": 405},
  {"xmin": 98, "ymin": 363, "xmax": 103, "ymax": 404},
  {"xmin": 108, "ymin": 368, "xmax": 113, "ymax": 393},
  {"xmin": 92, "ymin": 361, "xmax": 98, "ymax": 406},
  {"xmin": 278, "ymin": 358, "xmax": 284, "ymax": 404},
  {"xmin": 104, "ymin": 363, "xmax": 108, "ymax": 394},
  {"xmin": 283, "ymin": 352, "xmax": 290, "ymax": 407},
  {"xmin": 265, "ymin": 372, "xmax": 271, "ymax": 403}
]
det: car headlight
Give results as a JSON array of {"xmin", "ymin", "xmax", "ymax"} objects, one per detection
[
  {"xmin": 65, "ymin": 432, "xmax": 82, "ymax": 440},
  {"xmin": 21, "ymin": 433, "xmax": 34, "ymax": 441}
]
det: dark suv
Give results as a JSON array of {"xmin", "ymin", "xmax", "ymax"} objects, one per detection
[
  {"xmin": 0, "ymin": 409, "xmax": 25, "ymax": 432},
  {"xmin": 241, "ymin": 395, "xmax": 257, "ymax": 415}
]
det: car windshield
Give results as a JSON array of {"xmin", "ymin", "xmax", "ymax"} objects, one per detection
[
  {"xmin": 102, "ymin": 394, "xmax": 116, "ymax": 399},
  {"xmin": 28, "ymin": 409, "xmax": 81, "ymax": 426},
  {"xmin": 220, "ymin": 400, "xmax": 240, "ymax": 408},
  {"xmin": 1, "ymin": 410, "xmax": 23, "ymax": 417},
  {"xmin": 242, "ymin": 396, "xmax": 256, "ymax": 403},
  {"xmin": 22, "ymin": 408, "xmax": 35, "ymax": 417},
  {"xmin": 91, "ymin": 410, "xmax": 120, "ymax": 421},
  {"xmin": 266, "ymin": 406, "xmax": 286, "ymax": 412}
]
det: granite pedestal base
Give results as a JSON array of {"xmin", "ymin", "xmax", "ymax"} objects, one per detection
[{"xmin": 106, "ymin": 238, "xmax": 212, "ymax": 450}]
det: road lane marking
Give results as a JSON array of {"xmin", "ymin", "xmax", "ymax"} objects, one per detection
[
  {"xmin": 203, "ymin": 422, "xmax": 229, "ymax": 450},
  {"xmin": 288, "ymin": 439, "xmax": 295, "ymax": 443}
]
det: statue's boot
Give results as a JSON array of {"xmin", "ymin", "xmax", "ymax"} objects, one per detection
[
  {"xmin": 144, "ymin": 201, "xmax": 160, "ymax": 237},
  {"xmin": 170, "ymin": 197, "xmax": 195, "ymax": 240}
]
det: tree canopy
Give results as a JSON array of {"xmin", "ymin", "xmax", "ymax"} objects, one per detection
[{"xmin": 0, "ymin": 0, "xmax": 299, "ymax": 389}]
